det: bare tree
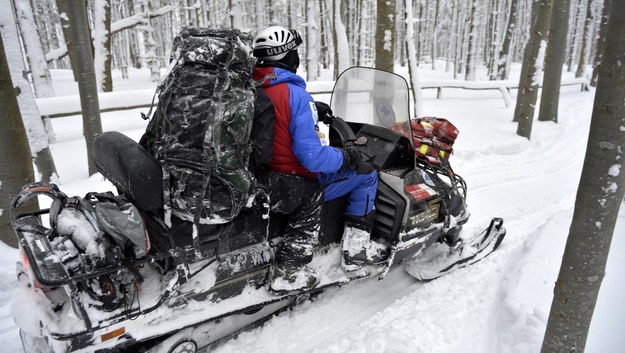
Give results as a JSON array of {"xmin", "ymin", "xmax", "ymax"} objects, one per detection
[
  {"xmin": 540, "ymin": 1, "xmax": 625, "ymax": 351},
  {"xmin": 0, "ymin": 34, "xmax": 39, "ymax": 248},
  {"xmin": 61, "ymin": 0, "xmax": 104, "ymax": 175},
  {"xmin": 375, "ymin": 0, "xmax": 396, "ymax": 72},
  {"xmin": 538, "ymin": 0, "xmax": 572, "ymax": 123},
  {"xmin": 12, "ymin": 0, "xmax": 56, "ymax": 97},
  {"xmin": 496, "ymin": 0, "xmax": 520, "ymax": 80},
  {"xmin": 574, "ymin": 0, "xmax": 593, "ymax": 78},
  {"xmin": 93, "ymin": 0, "xmax": 113, "ymax": 92},
  {"xmin": 590, "ymin": 0, "xmax": 611, "ymax": 87},
  {"xmin": 513, "ymin": 0, "xmax": 553, "ymax": 139},
  {"xmin": 305, "ymin": 0, "xmax": 320, "ymax": 81},
  {"xmin": 405, "ymin": 0, "xmax": 423, "ymax": 118},
  {"xmin": 332, "ymin": 0, "xmax": 350, "ymax": 79},
  {"xmin": 1, "ymin": 0, "xmax": 58, "ymax": 181},
  {"xmin": 465, "ymin": 0, "xmax": 478, "ymax": 80},
  {"xmin": 431, "ymin": 0, "xmax": 440, "ymax": 70},
  {"xmin": 566, "ymin": 0, "xmax": 582, "ymax": 72}
]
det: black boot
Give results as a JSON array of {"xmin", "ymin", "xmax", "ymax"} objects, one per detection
[{"xmin": 341, "ymin": 213, "xmax": 390, "ymax": 272}]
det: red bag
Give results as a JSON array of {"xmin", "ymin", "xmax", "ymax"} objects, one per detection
[{"xmin": 410, "ymin": 117, "xmax": 459, "ymax": 165}]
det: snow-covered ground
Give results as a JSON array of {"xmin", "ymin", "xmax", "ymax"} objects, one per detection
[{"xmin": 1, "ymin": 64, "xmax": 623, "ymax": 353}]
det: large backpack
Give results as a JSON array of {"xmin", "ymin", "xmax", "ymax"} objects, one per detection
[{"xmin": 140, "ymin": 27, "xmax": 256, "ymax": 226}]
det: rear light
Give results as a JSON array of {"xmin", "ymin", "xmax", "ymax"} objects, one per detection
[{"xmin": 18, "ymin": 244, "xmax": 47, "ymax": 291}]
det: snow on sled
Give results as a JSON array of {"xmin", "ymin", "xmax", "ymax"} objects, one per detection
[{"xmin": 9, "ymin": 57, "xmax": 505, "ymax": 352}]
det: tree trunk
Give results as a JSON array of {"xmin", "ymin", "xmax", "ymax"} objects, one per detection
[
  {"xmin": 94, "ymin": 0, "xmax": 113, "ymax": 92},
  {"xmin": 566, "ymin": 0, "xmax": 582, "ymax": 72},
  {"xmin": 538, "ymin": 0, "xmax": 572, "ymax": 123},
  {"xmin": 255, "ymin": 0, "xmax": 265, "ymax": 32},
  {"xmin": 405, "ymin": 0, "xmax": 423, "ymax": 118},
  {"xmin": 540, "ymin": 1, "xmax": 625, "ymax": 351},
  {"xmin": 513, "ymin": 0, "xmax": 553, "ymax": 139},
  {"xmin": 375, "ymin": 0, "xmax": 396, "ymax": 72},
  {"xmin": 465, "ymin": 0, "xmax": 478, "ymax": 81},
  {"xmin": 0, "ymin": 34, "xmax": 39, "ymax": 248},
  {"xmin": 574, "ymin": 0, "xmax": 593, "ymax": 78},
  {"xmin": 62, "ymin": 0, "xmax": 103, "ymax": 176},
  {"xmin": 306, "ymin": 0, "xmax": 319, "ymax": 81},
  {"xmin": 590, "ymin": 0, "xmax": 611, "ymax": 86},
  {"xmin": 431, "ymin": 0, "xmax": 440, "ymax": 70},
  {"xmin": 0, "ymin": 0, "xmax": 58, "ymax": 181},
  {"xmin": 497, "ymin": 0, "xmax": 520, "ymax": 80},
  {"xmin": 333, "ymin": 0, "xmax": 350, "ymax": 79},
  {"xmin": 12, "ymin": 0, "xmax": 56, "ymax": 98},
  {"xmin": 56, "ymin": 0, "xmax": 81, "ymax": 80}
]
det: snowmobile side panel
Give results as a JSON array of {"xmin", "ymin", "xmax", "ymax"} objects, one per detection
[{"xmin": 372, "ymin": 180, "xmax": 407, "ymax": 242}]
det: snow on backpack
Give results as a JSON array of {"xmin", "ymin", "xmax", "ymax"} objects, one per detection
[
  {"xmin": 140, "ymin": 28, "xmax": 256, "ymax": 226},
  {"xmin": 410, "ymin": 117, "xmax": 459, "ymax": 166}
]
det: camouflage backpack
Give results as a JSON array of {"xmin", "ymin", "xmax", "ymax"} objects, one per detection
[{"xmin": 140, "ymin": 27, "xmax": 256, "ymax": 226}]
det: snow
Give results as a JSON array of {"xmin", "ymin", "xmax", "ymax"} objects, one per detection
[{"xmin": 1, "ymin": 63, "xmax": 624, "ymax": 353}]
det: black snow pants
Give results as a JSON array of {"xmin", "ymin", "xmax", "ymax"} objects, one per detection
[{"xmin": 255, "ymin": 171, "xmax": 323, "ymax": 268}]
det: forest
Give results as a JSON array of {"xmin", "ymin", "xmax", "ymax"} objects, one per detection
[
  {"xmin": 2, "ymin": 0, "xmax": 610, "ymax": 92},
  {"xmin": 1, "ymin": 1, "xmax": 624, "ymax": 353}
]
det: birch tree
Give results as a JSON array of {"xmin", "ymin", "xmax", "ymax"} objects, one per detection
[
  {"xmin": 0, "ymin": 34, "xmax": 39, "ymax": 248},
  {"xmin": 538, "ymin": 0, "xmax": 572, "ymax": 123},
  {"xmin": 540, "ymin": 1, "xmax": 625, "ymax": 350}
]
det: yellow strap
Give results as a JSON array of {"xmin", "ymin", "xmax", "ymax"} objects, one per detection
[{"xmin": 419, "ymin": 144, "xmax": 429, "ymax": 155}]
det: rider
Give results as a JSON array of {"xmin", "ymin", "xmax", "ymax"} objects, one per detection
[{"xmin": 252, "ymin": 26, "xmax": 387, "ymax": 294}]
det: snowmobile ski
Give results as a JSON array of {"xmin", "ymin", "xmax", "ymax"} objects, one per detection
[{"xmin": 403, "ymin": 217, "xmax": 506, "ymax": 281}]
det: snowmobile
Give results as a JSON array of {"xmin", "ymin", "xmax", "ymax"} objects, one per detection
[{"xmin": 10, "ymin": 66, "xmax": 505, "ymax": 353}]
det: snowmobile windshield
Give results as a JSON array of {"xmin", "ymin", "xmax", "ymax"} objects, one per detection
[{"xmin": 330, "ymin": 67, "xmax": 412, "ymax": 138}]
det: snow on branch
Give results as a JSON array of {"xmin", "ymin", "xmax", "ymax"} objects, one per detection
[{"xmin": 45, "ymin": 5, "xmax": 175, "ymax": 62}]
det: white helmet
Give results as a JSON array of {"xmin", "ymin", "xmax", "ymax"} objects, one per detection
[{"xmin": 253, "ymin": 26, "xmax": 303, "ymax": 62}]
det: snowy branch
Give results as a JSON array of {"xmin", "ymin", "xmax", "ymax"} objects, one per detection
[{"xmin": 44, "ymin": 5, "xmax": 175, "ymax": 62}]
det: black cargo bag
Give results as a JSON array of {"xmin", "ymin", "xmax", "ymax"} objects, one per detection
[{"xmin": 140, "ymin": 27, "xmax": 257, "ymax": 226}]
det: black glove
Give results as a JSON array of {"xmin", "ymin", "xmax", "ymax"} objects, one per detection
[
  {"xmin": 341, "ymin": 146, "xmax": 375, "ymax": 174},
  {"xmin": 315, "ymin": 101, "xmax": 334, "ymax": 124}
]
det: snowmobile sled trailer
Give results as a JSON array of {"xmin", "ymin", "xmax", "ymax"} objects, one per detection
[{"xmin": 10, "ymin": 66, "xmax": 505, "ymax": 353}]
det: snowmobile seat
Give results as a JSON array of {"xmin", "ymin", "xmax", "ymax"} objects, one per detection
[{"xmin": 93, "ymin": 131, "xmax": 163, "ymax": 211}]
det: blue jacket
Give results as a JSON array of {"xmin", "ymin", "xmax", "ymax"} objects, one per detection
[{"xmin": 253, "ymin": 67, "xmax": 344, "ymax": 178}]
